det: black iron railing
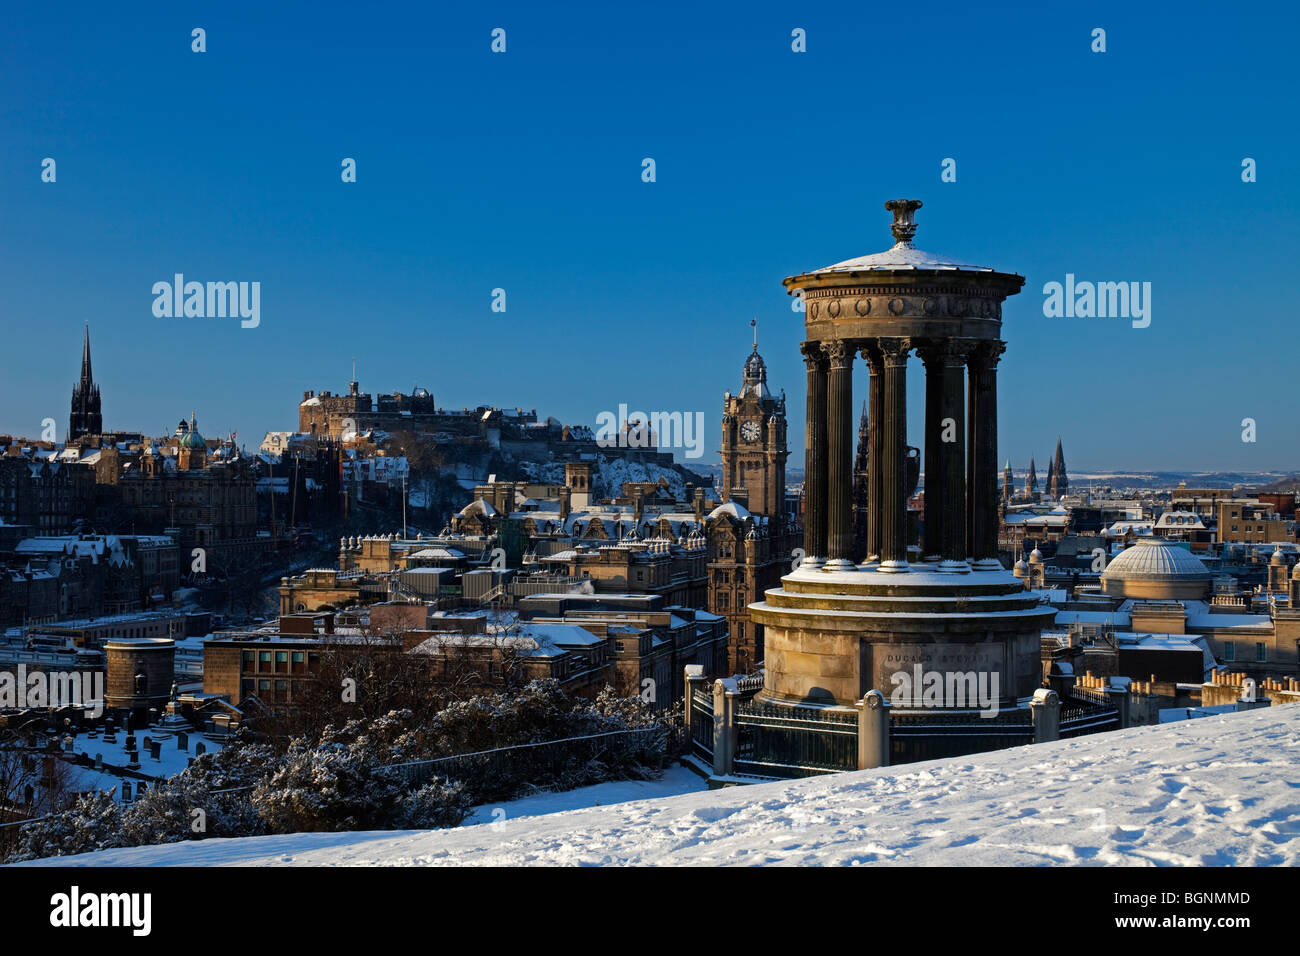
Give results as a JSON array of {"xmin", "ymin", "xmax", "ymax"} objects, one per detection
[{"xmin": 733, "ymin": 702, "xmax": 858, "ymax": 778}]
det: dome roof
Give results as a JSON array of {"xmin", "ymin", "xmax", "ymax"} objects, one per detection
[
  {"xmin": 1271, "ymin": 546, "xmax": 1287, "ymax": 566},
  {"xmin": 740, "ymin": 345, "xmax": 771, "ymax": 399},
  {"xmin": 709, "ymin": 500, "xmax": 751, "ymax": 521},
  {"xmin": 1101, "ymin": 538, "xmax": 1210, "ymax": 593},
  {"xmin": 810, "ymin": 242, "xmax": 992, "ymax": 275},
  {"xmin": 807, "ymin": 199, "xmax": 993, "ymax": 274},
  {"xmin": 458, "ymin": 498, "xmax": 497, "ymax": 518},
  {"xmin": 179, "ymin": 415, "xmax": 205, "ymax": 449}
]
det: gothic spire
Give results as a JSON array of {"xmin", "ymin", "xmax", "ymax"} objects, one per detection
[
  {"xmin": 69, "ymin": 322, "xmax": 103, "ymax": 441},
  {"xmin": 1049, "ymin": 435, "xmax": 1068, "ymax": 498},
  {"xmin": 81, "ymin": 322, "xmax": 93, "ymax": 384}
]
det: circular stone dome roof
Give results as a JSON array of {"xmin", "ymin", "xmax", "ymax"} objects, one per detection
[
  {"xmin": 709, "ymin": 500, "xmax": 751, "ymax": 521},
  {"xmin": 1101, "ymin": 537, "xmax": 1211, "ymax": 599}
]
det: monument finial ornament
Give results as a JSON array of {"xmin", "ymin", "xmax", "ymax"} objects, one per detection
[{"xmin": 885, "ymin": 198, "xmax": 923, "ymax": 244}]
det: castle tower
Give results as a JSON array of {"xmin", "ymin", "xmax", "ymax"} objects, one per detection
[
  {"xmin": 719, "ymin": 323, "xmax": 788, "ymax": 517},
  {"xmin": 1002, "ymin": 459, "xmax": 1014, "ymax": 504},
  {"xmin": 69, "ymin": 323, "xmax": 103, "ymax": 441},
  {"xmin": 1024, "ymin": 457, "xmax": 1038, "ymax": 499},
  {"xmin": 1048, "ymin": 436, "xmax": 1068, "ymax": 499}
]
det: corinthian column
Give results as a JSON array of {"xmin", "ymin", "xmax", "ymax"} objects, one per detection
[
  {"xmin": 878, "ymin": 337, "xmax": 911, "ymax": 571},
  {"xmin": 824, "ymin": 340, "xmax": 855, "ymax": 571},
  {"xmin": 968, "ymin": 341, "xmax": 1006, "ymax": 568},
  {"xmin": 858, "ymin": 343, "xmax": 884, "ymax": 566},
  {"xmin": 801, "ymin": 342, "xmax": 828, "ymax": 570},
  {"xmin": 940, "ymin": 341, "xmax": 970, "ymax": 568},
  {"xmin": 919, "ymin": 343, "xmax": 945, "ymax": 563}
]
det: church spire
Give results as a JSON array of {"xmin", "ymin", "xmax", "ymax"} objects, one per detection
[
  {"xmin": 81, "ymin": 322, "xmax": 93, "ymax": 384},
  {"xmin": 69, "ymin": 322, "xmax": 103, "ymax": 441},
  {"xmin": 1049, "ymin": 435, "xmax": 1068, "ymax": 499}
]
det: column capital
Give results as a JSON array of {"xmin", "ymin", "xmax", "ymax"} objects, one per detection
[
  {"xmin": 916, "ymin": 340, "xmax": 965, "ymax": 369},
  {"xmin": 941, "ymin": 338, "xmax": 977, "ymax": 367},
  {"xmin": 823, "ymin": 339, "xmax": 854, "ymax": 369},
  {"xmin": 858, "ymin": 340, "xmax": 883, "ymax": 371},
  {"xmin": 800, "ymin": 341, "xmax": 829, "ymax": 372},
  {"xmin": 879, "ymin": 337, "xmax": 912, "ymax": 367},
  {"xmin": 968, "ymin": 339, "xmax": 1007, "ymax": 371}
]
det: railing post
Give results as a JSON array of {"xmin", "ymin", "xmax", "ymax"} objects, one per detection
[
  {"xmin": 683, "ymin": 665, "xmax": 705, "ymax": 738},
  {"xmin": 712, "ymin": 677, "xmax": 738, "ymax": 777},
  {"xmin": 1031, "ymin": 688, "xmax": 1060, "ymax": 743},
  {"xmin": 857, "ymin": 689, "xmax": 891, "ymax": 769},
  {"xmin": 1105, "ymin": 681, "xmax": 1132, "ymax": 728}
]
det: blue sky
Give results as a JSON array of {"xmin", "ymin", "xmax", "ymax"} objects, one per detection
[{"xmin": 1, "ymin": 1, "xmax": 1296, "ymax": 472}]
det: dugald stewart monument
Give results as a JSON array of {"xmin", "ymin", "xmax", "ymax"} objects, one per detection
[{"xmin": 750, "ymin": 200, "xmax": 1056, "ymax": 742}]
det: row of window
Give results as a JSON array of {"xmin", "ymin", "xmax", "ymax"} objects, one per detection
[
  {"xmin": 241, "ymin": 649, "xmax": 316, "ymax": 674},
  {"xmin": 1221, "ymin": 641, "xmax": 1267, "ymax": 663},
  {"xmin": 241, "ymin": 678, "xmax": 302, "ymax": 702}
]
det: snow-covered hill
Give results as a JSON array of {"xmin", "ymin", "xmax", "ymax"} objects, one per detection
[{"xmin": 14, "ymin": 706, "xmax": 1299, "ymax": 867}]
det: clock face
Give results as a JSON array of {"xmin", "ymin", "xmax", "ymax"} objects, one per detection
[{"xmin": 741, "ymin": 421, "xmax": 761, "ymax": 442}]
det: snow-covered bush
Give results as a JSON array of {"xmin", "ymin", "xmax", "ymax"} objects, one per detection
[
  {"xmin": 398, "ymin": 778, "xmax": 471, "ymax": 829},
  {"xmin": 10, "ymin": 789, "xmax": 123, "ymax": 861},
  {"xmin": 8, "ymin": 683, "xmax": 673, "ymax": 858},
  {"xmin": 251, "ymin": 721, "xmax": 470, "ymax": 833}
]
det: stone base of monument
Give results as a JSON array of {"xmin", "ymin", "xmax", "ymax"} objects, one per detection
[{"xmin": 746, "ymin": 559, "xmax": 1057, "ymax": 764}]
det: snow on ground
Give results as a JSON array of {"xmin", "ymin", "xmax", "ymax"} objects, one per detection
[
  {"xmin": 68, "ymin": 728, "xmax": 219, "ymax": 780},
  {"xmin": 14, "ymin": 706, "xmax": 1299, "ymax": 867},
  {"xmin": 461, "ymin": 765, "xmax": 706, "ymax": 826}
]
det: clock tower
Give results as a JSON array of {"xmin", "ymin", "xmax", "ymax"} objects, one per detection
[{"xmin": 719, "ymin": 329, "xmax": 788, "ymax": 517}]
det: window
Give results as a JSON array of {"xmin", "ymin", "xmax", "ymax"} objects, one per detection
[
  {"xmin": 275, "ymin": 651, "xmax": 289, "ymax": 673},
  {"xmin": 1223, "ymin": 642, "xmax": 1235, "ymax": 662},
  {"xmin": 259, "ymin": 651, "xmax": 272, "ymax": 669},
  {"xmin": 258, "ymin": 679, "xmax": 271, "ymax": 692},
  {"xmin": 1256, "ymin": 642, "xmax": 1267, "ymax": 663},
  {"xmin": 291, "ymin": 651, "xmax": 306, "ymax": 673},
  {"xmin": 242, "ymin": 650, "xmax": 255, "ymax": 669}
]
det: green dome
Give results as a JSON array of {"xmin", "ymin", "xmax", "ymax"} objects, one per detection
[{"xmin": 180, "ymin": 415, "xmax": 205, "ymax": 449}]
